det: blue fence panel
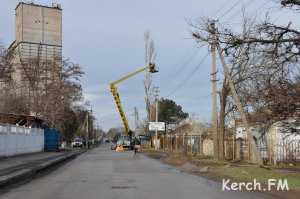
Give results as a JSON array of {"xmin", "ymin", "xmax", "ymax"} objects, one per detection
[{"xmin": 44, "ymin": 128, "xmax": 60, "ymax": 151}]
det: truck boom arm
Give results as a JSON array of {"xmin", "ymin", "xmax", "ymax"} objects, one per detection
[
  {"xmin": 110, "ymin": 66, "xmax": 148, "ymax": 134},
  {"xmin": 110, "ymin": 84, "xmax": 130, "ymax": 133},
  {"xmin": 109, "ymin": 64, "xmax": 157, "ymax": 134}
]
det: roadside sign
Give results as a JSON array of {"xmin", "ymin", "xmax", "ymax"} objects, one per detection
[{"xmin": 149, "ymin": 122, "xmax": 165, "ymax": 131}]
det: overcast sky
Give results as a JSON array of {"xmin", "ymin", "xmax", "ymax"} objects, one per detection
[{"xmin": 0, "ymin": 0, "xmax": 298, "ymax": 131}]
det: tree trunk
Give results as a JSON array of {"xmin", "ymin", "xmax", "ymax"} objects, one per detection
[{"xmin": 218, "ymin": 82, "xmax": 229, "ymax": 160}]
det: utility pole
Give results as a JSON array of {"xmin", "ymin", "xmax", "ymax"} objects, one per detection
[
  {"xmin": 90, "ymin": 108, "xmax": 93, "ymax": 146},
  {"xmin": 86, "ymin": 112, "xmax": 89, "ymax": 149},
  {"xmin": 153, "ymin": 86, "xmax": 160, "ymax": 150},
  {"xmin": 209, "ymin": 20, "xmax": 219, "ymax": 160},
  {"xmin": 134, "ymin": 107, "xmax": 139, "ymax": 130}
]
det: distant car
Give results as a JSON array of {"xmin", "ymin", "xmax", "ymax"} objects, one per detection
[
  {"xmin": 72, "ymin": 138, "xmax": 83, "ymax": 148},
  {"xmin": 117, "ymin": 137, "xmax": 131, "ymax": 150}
]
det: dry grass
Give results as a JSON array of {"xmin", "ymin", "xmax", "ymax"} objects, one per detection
[{"xmin": 143, "ymin": 149, "xmax": 300, "ymax": 190}]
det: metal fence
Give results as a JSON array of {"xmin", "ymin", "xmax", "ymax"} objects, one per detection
[
  {"xmin": 257, "ymin": 137, "xmax": 300, "ymax": 164},
  {"xmin": 159, "ymin": 134, "xmax": 204, "ymax": 156},
  {"xmin": 157, "ymin": 133, "xmax": 300, "ymax": 164}
]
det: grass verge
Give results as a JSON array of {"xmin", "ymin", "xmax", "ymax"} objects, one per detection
[{"xmin": 143, "ymin": 149, "xmax": 300, "ymax": 190}]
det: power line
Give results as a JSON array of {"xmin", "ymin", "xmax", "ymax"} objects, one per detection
[
  {"xmin": 214, "ymin": 0, "xmax": 235, "ymax": 17},
  {"xmin": 165, "ymin": 51, "xmax": 210, "ymax": 98},
  {"xmin": 171, "ymin": 48, "xmax": 201, "ymax": 76},
  {"xmin": 164, "ymin": 0, "xmax": 251, "ymax": 99},
  {"xmin": 227, "ymin": 0, "xmax": 271, "ymax": 24},
  {"xmin": 216, "ymin": 0, "xmax": 260, "ymax": 23},
  {"xmin": 168, "ymin": 0, "xmax": 247, "ymax": 94},
  {"xmin": 161, "ymin": 45, "xmax": 206, "ymax": 94},
  {"xmin": 217, "ymin": 0, "xmax": 243, "ymax": 20},
  {"xmin": 224, "ymin": 0, "xmax": 255, "ymax": 21}
]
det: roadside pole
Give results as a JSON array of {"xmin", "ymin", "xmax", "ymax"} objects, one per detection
[
  {"xmin": 86, "ymin": 112, "xmax": 89, "ymax": 149},
  {"xmin": 154, "ymin": 86, "xmax": 159, "ymax": 150},
  {"xmin": 209, "ymin": 20, "xmax": 219, "ymax": 160}
]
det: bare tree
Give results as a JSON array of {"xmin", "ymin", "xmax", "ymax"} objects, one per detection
[
  {"xmin": 0, "ymin": 43, "xmax": 14, "ymax": 82},
  {"xmin": 191, "ymin": 1, "xmax": 300, "ymax": 162},
  {"xmin": 191, "ymin": 16, "xmax": 259, "ymax": 160},
  {"xmin": 281, "ymin": 0, "xmax": 300, "ymax": 7},
  {"xmin": 144, "ymin": 31, "xmax": 156, "ymax": 122},
  {"xmin": 40, "ymin": 60, "xmax": 84, "ymax": 129},
  {"xmin": 0, "ymin": 40, "xmax": 87, "ymax": 141}
]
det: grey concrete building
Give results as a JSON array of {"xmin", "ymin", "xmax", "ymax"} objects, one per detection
[{"xmin": 1, "ymin": 2, "xmax": 63, "ymax": 113}]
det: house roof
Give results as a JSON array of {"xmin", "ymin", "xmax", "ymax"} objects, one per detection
[{"xmin": 0, "ymin": 112, "xmax": 47, "ymax": 128}]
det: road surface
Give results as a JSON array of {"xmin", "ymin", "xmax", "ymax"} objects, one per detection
[{"xmin": 0, "ymin": 146, "xmax": 274, "ymax": 199}]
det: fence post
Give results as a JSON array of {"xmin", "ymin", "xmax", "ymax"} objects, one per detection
[
  {"xmin": 166, "ymin": 134, "xmax": 169, "ymax": 152},
  {"xmin": 175, "ymin": 135, "xmax": 178, "ymax": 152},
  {"xmin": 183, "ymin": 134, "xmax": 186, "ymax": 155},
  {"xmin": 233, "ymin": 137, "xmax": 235, "ymax": 161},
  {"xmin": 179, "ymin": 135, "xmax": 182, "ymax": 153},
  {"xmin": 197, "ymin": 135, "xmax": 200, "ymax": 155},
  {"xmin": 163, "ymin": 134, "xmax": 165, "ymax": 151},
  {"xmin": 189, "ymin": 135, "xmax": 192, "ymax": 155},
  {"xmin": 200, "ymin": 135, "xmax": 203, "ymax": 156},
  {"xmin": 171, "ymin": 134, "xmax": 173, "ymax": 152}
]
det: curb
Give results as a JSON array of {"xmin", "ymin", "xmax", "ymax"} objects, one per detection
[{"xmin": 0, "ymin": 150, "xmax": 85, "ymax": 188}]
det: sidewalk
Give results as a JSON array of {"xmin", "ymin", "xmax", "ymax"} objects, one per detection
[{"xmin": 0, "ymin": 150, "xmax": 84, "ymax": 188}]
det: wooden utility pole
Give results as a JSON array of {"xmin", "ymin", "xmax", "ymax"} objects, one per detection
[{"xmin": 210, "ymin": 21, "xmax": 219, "ymax": 160}]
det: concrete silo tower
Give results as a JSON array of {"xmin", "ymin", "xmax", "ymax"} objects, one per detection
[{"xmin": 4, "ymin": 2, "xmax": 63, "ymax": 114}]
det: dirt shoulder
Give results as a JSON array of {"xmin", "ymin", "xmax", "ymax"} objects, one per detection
[{"xmin": 143, "ymin": 149, "xmax": 300, "ymax": 199}]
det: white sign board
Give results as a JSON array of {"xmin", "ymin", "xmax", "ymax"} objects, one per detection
[{"xmin": 149, "ymin": 122, "xmax": 165, "ymax": 131}]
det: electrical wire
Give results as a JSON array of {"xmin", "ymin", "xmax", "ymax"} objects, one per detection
[
  {"xmin": 165, "ymin": 0, "xmax": 244, "ymax": 87},
  {"xmin": 214, "ymin": 0, "xmax": 236, "ymax": 18},
  {"xmin": 171, "ymin": 47, "xmax": 202, "ymax": 76},
  {"xmin": 223, "ymin": 0, "xmax": 256, "ymax": 21},
  {"xmin": 221, "ymin": 0, "xmax": 273, "ymax": 26},
  {"xmin": 163, "ymin": 0, "xmax": 247, "ymax": 99},
  {"xmin": 164, "ymin": 0, "xmax": 269, "ymax": 99},
  {"xmin": 217, "ymin": 0, "xmax": 243, "ymax": 20},
  {"xmin": 160, "ymin": 44, "xmax": 207, "ymax": 89},
  {"xmin": 165, "ymin": 51, "xmax": 210, "ymax": 98}
]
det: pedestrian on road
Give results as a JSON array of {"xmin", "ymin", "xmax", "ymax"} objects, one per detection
[
  {"xmin": 134, "ymin": 145, "xmax": 138, "ymax": 155},
  {"xmin": 132, "ymin": 137, "xmax": 140, "ymax": 156}
]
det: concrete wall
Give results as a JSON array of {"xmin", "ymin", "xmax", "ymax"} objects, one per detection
[
  {"xmin": 0, "ymin": 124, "xmax": 44, "ymax": 157},
  {"xmin": 202, "ymin": 138, "xmax": 214, "ymax": 157},
  {"xmin": 16, "ymin": 3, "xmax": 62, "ymax": 46}
]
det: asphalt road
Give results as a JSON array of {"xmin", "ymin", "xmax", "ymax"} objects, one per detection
[{"xmin": 0, "ymin": 146, "xmax": 275, "ymax": 199}]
